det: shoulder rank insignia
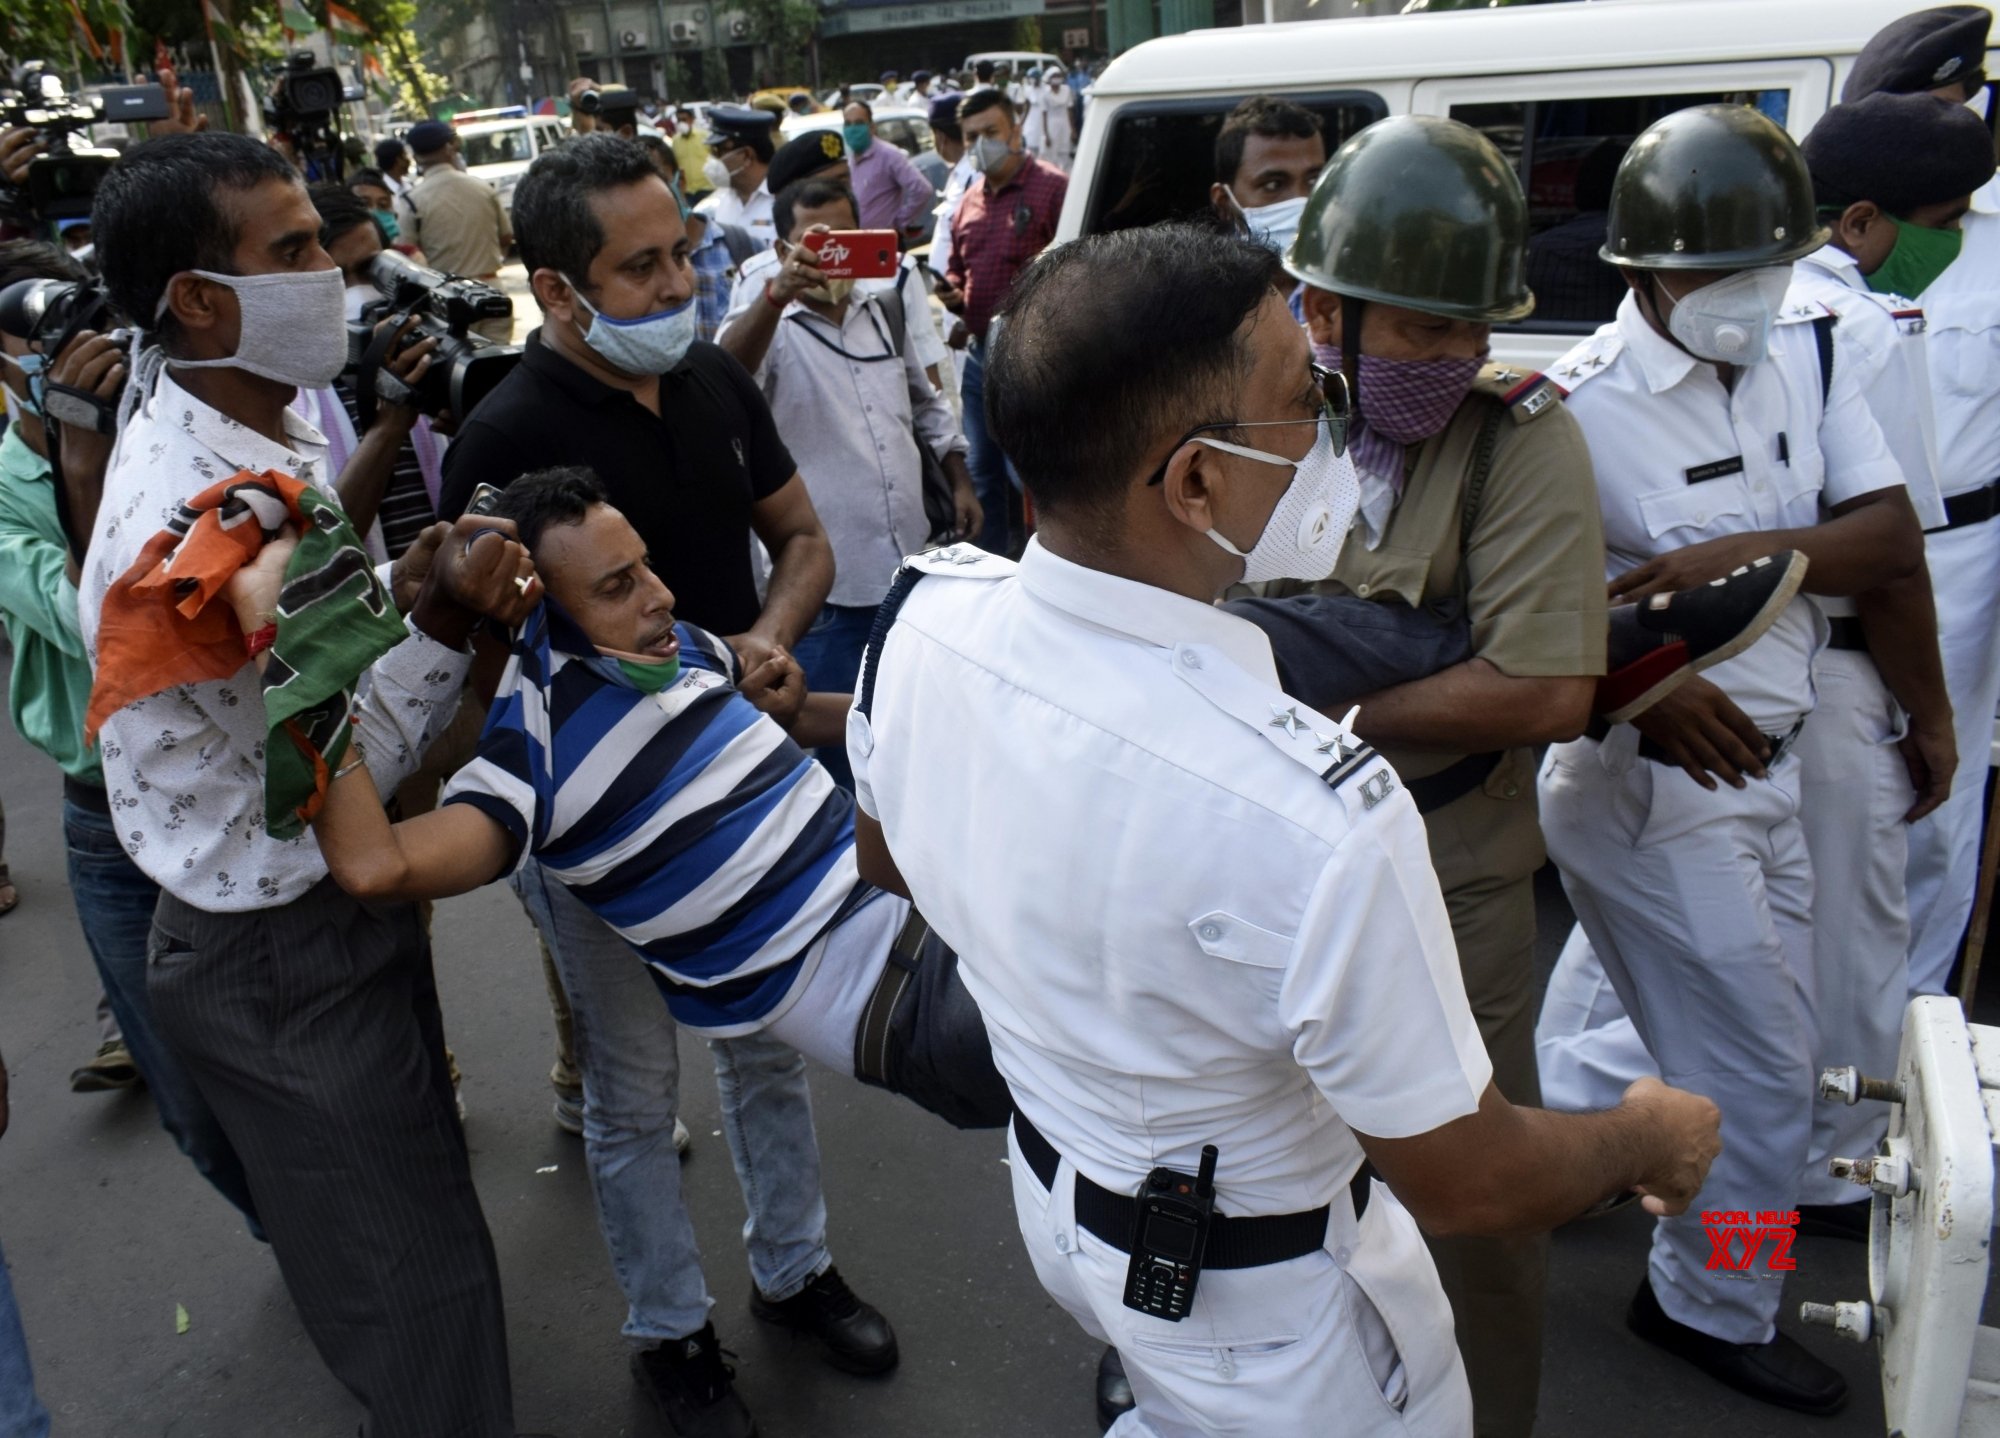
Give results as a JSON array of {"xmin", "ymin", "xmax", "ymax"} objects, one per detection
[{"xmin": 1552, "ymin": 333, "xmax": 1623, "ymax": 391}]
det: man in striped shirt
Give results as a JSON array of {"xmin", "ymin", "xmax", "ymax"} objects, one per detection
[{"xmin": 263, "ymin": 466, "xmax": 1005, "ymax": 1437}]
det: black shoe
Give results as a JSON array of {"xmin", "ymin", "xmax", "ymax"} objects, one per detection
[
  {"xmin": 631, "ymin": 1325, "xmax": 757, "ymax": 1438},
  {"xmin": 1798, "ymin": 1201, "xmax": 1871, "ymax": 1243},
  {"xmin": 1600, "ymin": 551, "xmax": 1808, "ymax": 723},
  {"xmin": 1626, "ymin": 1276, "xmax": 1846, "ymax": 1415},
  {"xmin": 749, "ymin": 1265, "xmax": 898, "ymax": 1375},
  {"xmin": 1095, "ymin": 1345, "xmax": 1135, "ymax": 1432}
]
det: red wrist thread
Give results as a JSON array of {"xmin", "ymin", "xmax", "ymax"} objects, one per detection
[{"xmin": 245, "ymin": 623, "xmax": 278, "ymax": 657}]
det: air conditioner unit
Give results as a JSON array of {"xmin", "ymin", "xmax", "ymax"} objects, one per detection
[
  {"xmin": 571, "ymin": 29, "xmax": 593, "ymax": 53},
  {"xmin": 620, "ymin": 27, "xmax": 645, "ymax": 49},
  {"xmin": 727, "ymin": 16, "xmax": 750, "ymax": 39},
  {"xmin": 670, "ymin": 20, "xmax": 696, "ymax": 43}
]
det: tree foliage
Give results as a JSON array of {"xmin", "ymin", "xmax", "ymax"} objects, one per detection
[{"xmin": 739, "ymin": 0, "xmax": 819, "ymax": 68}]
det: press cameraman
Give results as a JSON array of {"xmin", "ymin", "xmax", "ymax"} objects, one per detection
[{"xmin": 303, "ymin": 182, "xmax": 444, "ymax": 556}]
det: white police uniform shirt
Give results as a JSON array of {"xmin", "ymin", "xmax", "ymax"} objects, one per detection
[
  {"xmin": 1905, "ymin": 173, "xmax": 2000, "ymax": 995},
  {"xmin": 696, "ymin": 179, "xmax": 775, "ymax": 249},
  {"xmin": 1787, "ymin": 247, "xmax": 1945, "ymax": 538},
  {"xmin": 1553, "ymin": 289, "xmax": 1904, "ymax": 732},
  {"xmin": 849, "ymin": 539, "xmax": 1485, "ymax": 1430}
]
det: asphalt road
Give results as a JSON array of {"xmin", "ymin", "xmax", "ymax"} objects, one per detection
[{"xmin": 0, "ymin": 664, "xmax": 1987, "ymax": 1438}]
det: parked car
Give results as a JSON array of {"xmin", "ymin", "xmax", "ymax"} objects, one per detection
[{"xmin": 452, "ymin": 111, "xmax": 568, "ymax": 215}]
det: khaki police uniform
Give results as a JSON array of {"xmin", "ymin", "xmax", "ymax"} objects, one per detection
[
  {"xmin": 395, "ymin": 163, "xmax": 514, "ymax": 342},
  {"xmin": 1269, "ymin": 361, "xmax": 1606, "ymax": 1438}
]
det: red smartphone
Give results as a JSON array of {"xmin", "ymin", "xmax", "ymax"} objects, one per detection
[{"xmin": 804, "ymin": 229, "xmax": 899, "ymax": 279}]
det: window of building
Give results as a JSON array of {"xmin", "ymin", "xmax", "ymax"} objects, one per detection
[
  {"xmin": 1083, "ymin": 92, "xmax": 1384, "ymax": 236},
  {"xmin": 1450, "ymin": 89, "xmax": 1792, "ymax": 331}
]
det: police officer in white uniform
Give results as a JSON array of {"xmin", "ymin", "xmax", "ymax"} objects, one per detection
[
  {"xmin": 1538, "ymin": 105, "xmax": 1925, "ymax": 1416},
  {"xmin": 695, "ymin": 105, "xmax": 779, "ymax": 249},
  {"xmin": 1836, "ymin": 5, "xmax": 2000, "ymax": 997},
  {"xmin": 1537, "ymin": 94, "xmax": 1987, "ymax": 1242},
  {"xmin": 847, "ymin": 223, "xmax": 1722, "ymax": 1437}
]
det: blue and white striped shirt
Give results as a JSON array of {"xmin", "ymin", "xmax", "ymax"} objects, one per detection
[{"xmin": 443, "ymin": 606, "xmax": 864, "ymax": 1031}]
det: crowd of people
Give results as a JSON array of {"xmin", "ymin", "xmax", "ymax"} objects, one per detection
[{"xmin": 0, "ymin": 5, "xmax": 1996, "ymax": 1437}]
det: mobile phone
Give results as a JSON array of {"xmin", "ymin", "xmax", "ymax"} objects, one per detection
[
  {"xmin": 804, "ymin": 229, "xmax": 899, "ymax": 280},
  {"xmin": 94, "ymin": 83, "xmax": 171, "ymax": 123},
  {"xmin": 466, "ymin": 482, "xmax": 505, "ymax": 517}
]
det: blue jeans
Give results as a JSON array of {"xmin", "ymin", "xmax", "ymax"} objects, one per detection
[
  {"xmin": 960, "ymin": 338, "xmax": 1020, "ymax": 557},
  {"xmin": 511, "ymin": 862, "xmax": 831, "ymax": 1342},
  {"xmin": 63, "ymin": 796, "xmax": 260, "ymax": 1229},
  {"xmin": 790, "ymin": 603, "xmax": 877, "ymax": 791},
  {"xmin": 0, "ymin": 1238, "xmax": 49, "ymax": 1438}
]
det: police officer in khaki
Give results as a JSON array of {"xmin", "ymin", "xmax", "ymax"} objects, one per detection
[
  {"xmin": 1245, "ymin": 115, "xmax": 1607, "ymax": 1438},
  {"xmin": 394, "ymin": 119, "xmax": 514, "ymax": 342}
]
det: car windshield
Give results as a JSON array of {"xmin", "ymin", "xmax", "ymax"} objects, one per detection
[{"xmin": 459, "ymin": 127, "xmax": 533, "ymax": 166}]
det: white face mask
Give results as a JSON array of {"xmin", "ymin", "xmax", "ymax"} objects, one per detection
[
  {"xmin": 1228, "ymin": 192, "xmax": 1309, "ymax": 259},
  {"xmin": 566, "ymin": 275, "xmax": 698, "ymax": 375},
  {"xmin": 1195, "ymin": 422, "xmax": 1359, "ymax": 584},
  {"xmin": 161, "ymin": 268, "xmax": 349, "ymax": 389},
  {"xmin": 1655, "ymin": 267, "xmax": 1792, "ymax": 365},
  {"xmin": 702, "ymin": 155, "xmax": 732, "ymax": 191}
]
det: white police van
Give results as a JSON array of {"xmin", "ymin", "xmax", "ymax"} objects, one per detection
[{"xmin": 1059, "ymin": 0, "xmax": 1997, "ymax": 369}]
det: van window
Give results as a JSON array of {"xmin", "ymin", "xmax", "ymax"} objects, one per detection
[
  {"xmin": 460, "ymin": 126, "xmax": 535, "ymax": 167},
  {"xmin": 1083, "ymin": 93, "xmax": 1385, "ymax": 236},
  {"xmin": 1450, "ymin": 90, "xmax": 1791, "ymax": 331}
]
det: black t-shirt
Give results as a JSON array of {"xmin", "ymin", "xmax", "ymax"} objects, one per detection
[{"xmin": 439, "ymin": 332, "xmax": 797, "ymax": 637}]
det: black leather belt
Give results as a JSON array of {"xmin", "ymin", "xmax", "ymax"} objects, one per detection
[
  {"xmin": 1825, "ymin": 616, "xmax": 1867, "ymax": 652},
  {"xmin": 61, "ymin": 775, "xmax": 110, "ymax": 814},
  {"xmin": 1938, "ymin": 481, "xmax": 2000, "ymax": 532},
  {"xmin": 1010, "ymin": 1111, "xmax": 1357, "ymax": 1269},
  {"xmin": 1405, "ymin": 750, "xmax": 1505, "ymax": 815}
]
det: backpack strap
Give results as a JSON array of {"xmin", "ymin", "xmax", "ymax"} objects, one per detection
[
  {"xmin": 856, "ymin": 565, "xmax": 927, "ymax": 720},
  {"xmin": 876, "ymin": 272, "xmax": 910, "ymax": 360},
  {"xmin": 720, "ymin": 222, "xmax": 756, "ymax": 270},
  {"xmin": 1459, "ymin": 403, "xmax": 1507, "ymax": 542},
  {"xmin": 1811, "ymin": 311, "xmax": 1838, "ymax": 406}
]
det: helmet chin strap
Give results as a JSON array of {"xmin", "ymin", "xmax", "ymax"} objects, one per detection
[{"xmin": 1340, "ymin": 294, "xmax": 1366, "ymax": 431}]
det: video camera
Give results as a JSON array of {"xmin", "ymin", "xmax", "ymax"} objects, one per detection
[
  {"xmin": 346, "ymin": 251, "xmax": 520, "ymax": 421},
  {"xmin": 0, "ymin": 272, "xmax": 122, "ymax": 435},
  {"xmin": 1, "ymin": 62, "xmax": 170, "ymax": 222},
  {"xmin": 264, "ymin": 51, "xmax": 348, "ymax": 182}
]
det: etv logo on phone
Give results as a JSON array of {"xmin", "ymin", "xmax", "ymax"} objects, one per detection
[
  {"xmin": 1702, "ymin": 1209, "xmax": 1799, "ymax": 1272},
  {"xmin": 818, "ymin": 239, "xmax": 853, "ymax": 268}
]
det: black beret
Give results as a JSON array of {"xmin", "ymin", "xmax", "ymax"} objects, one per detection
[
  {"xmin": 1843, "ymin": 5, "xmax": 1991, "ymax": 100},
  {"xmin": 1804, "ymin": 90, "xmax": 1997, "ymax": 213},
  {"xmin": 766, "ymin": 128, "xmax": 850, "ymax": 195}
]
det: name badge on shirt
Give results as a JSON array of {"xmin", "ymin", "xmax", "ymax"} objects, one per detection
[{"xmin": 1685, "ymin": 456, "xmax": 1745, "ymax": 485}]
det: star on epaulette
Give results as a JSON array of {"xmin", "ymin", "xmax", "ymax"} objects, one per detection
[
  {"xmin": 1558, "ymin": 363, "xmax": 1583, "ymax": 380},
  {"xmin": 1788, "ymin": 303, "xmax": 1819, "ymax": 319},
  {"xmin": 929, "ymin": 545, "xmax": 983, "ymax": 565},
  {"xmin": 1490, "ymin": 367, "xmax": 1521, "ymax": 385},
  {"xmin": 1269, "ymin": 705, "xmax": 1305, "ymax": 739},
  {"xmin": 1313, "ymin": 730, "xmax": 1357, "ymax": 761},
  {"xmin": 1587, "ymin": 352, "xmax": 1607, "ymax": 369}
]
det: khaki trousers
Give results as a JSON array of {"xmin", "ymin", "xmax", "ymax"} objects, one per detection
[{"xmin": 1415, "ymin": 746, "xmax": 1549, "ymax": 1438}]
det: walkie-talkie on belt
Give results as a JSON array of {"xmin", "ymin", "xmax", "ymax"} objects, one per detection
[{"xmin": 1123, "ymin": 1145, "xmax": 1218, "ymax": 1322}]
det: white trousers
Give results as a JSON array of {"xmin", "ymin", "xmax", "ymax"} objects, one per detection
[
  {"xmin": 1535, "ymin": 923, "xmax": 1649, "ymax": 1114},
  {"xmin": 1540, "ymin": 734, "xmax": 1816, "ymax": 1344},
  {"xmin": 1007, "ymin": 1126, "xmax": 1472, "ymax": 1437},
  {"xmin": 1794, "ymin": 648, "xmax": 1911, "ymax": 1198},
  {"xmin": 1905, "ymin": 515, "xmax": 2000, "ymax": 994},
  {"xmin": 1536, "ymin": 655, "xmax": 1912, "ymax": 1203}
]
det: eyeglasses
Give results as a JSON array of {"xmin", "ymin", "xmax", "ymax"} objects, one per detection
[{"xmin": 1146, "ymin": 363, "xmax": 1350, "ymax": 485}]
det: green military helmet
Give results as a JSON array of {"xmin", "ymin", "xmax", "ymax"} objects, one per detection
[
  {"xmin": 1601, "ymin": 104, "xmax": 1828, "ymax": 269},
  {"xmin": 1285, "ymin": 114, "xmax": 1534, "ymax": 324}
]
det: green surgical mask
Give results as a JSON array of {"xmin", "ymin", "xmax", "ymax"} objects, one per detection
[
  {"xmin": 614, "ymin": 654, "xmax": 682, "ymax": 693},
  {"xmin": 1867, "ymin": 216, "xmax": 1964, "ymax": 299}
]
